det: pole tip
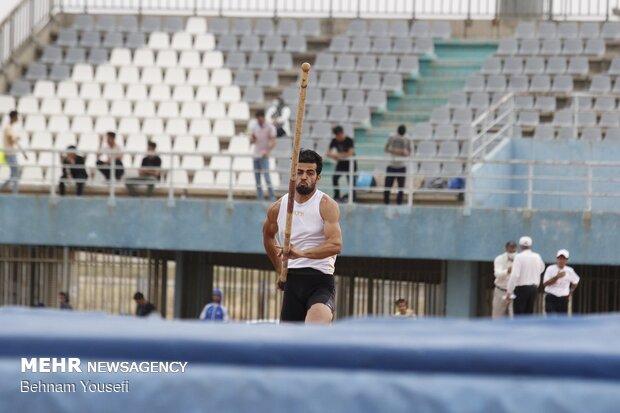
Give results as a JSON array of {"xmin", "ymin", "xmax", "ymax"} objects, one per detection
[{"xmin": 301, "ymin": 62, "xmax": 311, "ymax": 73}]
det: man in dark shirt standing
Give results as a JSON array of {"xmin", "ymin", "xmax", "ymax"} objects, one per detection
[
  {"xmin": 384, "ymin": 124, "xmax": 411, "ymax": 205},
  {"xmin": 326, "ymin": 126, "xmax": 356, "ymax": 202},
  {"xmin": 133, "ymin": 291, "xmax": 157, "ymax": 317},
  {"xmin": 126, "ymin": 141, "xmax": 162, "ymax": 197},
  {"xmin": 59, "ymin": 145, "xmax": 88, "ymax": 196}
]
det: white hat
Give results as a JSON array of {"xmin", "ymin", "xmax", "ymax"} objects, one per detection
[
  {"xmin": 556, "ymin": 249, "xmax": 570, "ymax": 258},
  {"xmin": 519, "ymin": 236, "xmax": 532, "ymax": 247}
]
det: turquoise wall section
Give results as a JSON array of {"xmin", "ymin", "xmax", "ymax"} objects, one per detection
[{"xmin": 0, "ymin": 195, "xmax": 619, "ymax": 265}]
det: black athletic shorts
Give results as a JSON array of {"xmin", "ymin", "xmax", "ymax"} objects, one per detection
[{"xmin": 280, "ymin": 267, "xmax": 335, "ymax": 322}]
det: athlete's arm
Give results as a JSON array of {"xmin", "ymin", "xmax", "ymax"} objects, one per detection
[
  {"xmin": 262, "ymin": 200, "xmax": 282, "ymax": 272},
  {"xmin": 287, "ymin": 195, "xmax": 342, "ymax": 260}
]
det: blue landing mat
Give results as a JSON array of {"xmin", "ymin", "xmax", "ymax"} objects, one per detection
[{"xmin": 0, "ymin": 307, "xmax": 618, "ymax": 413}]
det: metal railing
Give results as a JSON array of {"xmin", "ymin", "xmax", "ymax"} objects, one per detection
[
  {"xmin": 1, "ymin": 146, "xmax": 467, "ymax": 203},
  {"xmin": 0, "ymin": 0, "xmax": 53, "ymax": 67},
  {"xmin": 0, "ymin": 245, "xmax": 173, "ymax": 317},
  {"xmin": 53, "ymin": 0, "xmax": 620, "ymax": 20},
  {"xmin": 2, "ymin": 0, "xmax": 619, "ymax": 68},
  {"xmin": 4, "ymin": 140, "xmax": 620, "ymax": 213}
]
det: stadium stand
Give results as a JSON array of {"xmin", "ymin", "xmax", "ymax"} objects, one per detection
[
  {"xmin": 2, "ymin": 13, "xmax": 620, "ymax": 205},
  {"xmin": 0, "ymin": 15, "xmax": 436, "ymax": 199}
]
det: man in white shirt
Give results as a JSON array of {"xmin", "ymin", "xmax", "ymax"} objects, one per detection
[
  {"xmin": 506, "ymin": 236, "xmax": 545, "ymax": 315},
  {"xmin": 249, "ymin": 110, "xmax": 276, "ymax": 201},
  {"xmin": 1, "ymin": 111, "xmax": 21, "ymax": 193},
  {"xmin": 543, "ymin": 249, "xmax": 580, "ymax": 315},
  {"xmin": 96, "ymin": 131, "xmax": 124, "ymax": 181},
  {"xmin": 492, "ymin": 240, "xmax": 517, "ymax": 318}
]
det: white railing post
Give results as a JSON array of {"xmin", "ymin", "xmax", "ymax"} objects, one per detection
[
  {"xmin": 463, "ymin": 124, "xmax": 474, "ymax": 215},
  {"xmin": 573, "ymin": 94, "xmax": 579, "ymax": 140},
  {"xmin": 347, "ymin": 155, "xmax": 354, "ymax": 206},
  {"xmin": 227, "ymin": 153, "xmax": 233, "ymax": 203},
  {"xmin": 108, "ymin": 155, "xmax": 116, "ymax": 206},
  {"xmin": 407, "ymin": 155, "xmax": 414, "ymax": 208},
  {"xmin": 168, "ymin": 153, "xmax": 175, "ymax": 207},
  {"xmin": 50, "ymin": 148, "xmax": 57, "ymax": 199},
  {"xmin": 587, "ymin": 163, "xmax": 592, "ymax": 212},
  {"xmin": 527, "ymin": 162, "xmax": 533, "ymax": 210}
]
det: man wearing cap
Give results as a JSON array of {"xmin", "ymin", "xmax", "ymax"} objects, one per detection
[
  {"xmin": 506, "ymin": 236, "xmax": 545, "ymax": 315},
  {"xmin": 542, "ymin": 249, "xmax": 580, "ymax": 314},
  {"xmin": 199, "ymin": 289, "xmax": 229, "ymax": 322},
  {"xmin": 492, "ymin": 240, "xmax": 517, "ymax": 318}
]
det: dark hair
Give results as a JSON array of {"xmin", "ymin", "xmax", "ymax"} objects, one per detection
[
  {"xmin": 505, "ymin": 241, "xmax": 517, "ymax": 249},
  {"xmin": 147, "ymin": 141, "xmax": 157, "ymax": 150},
  {"xmin": 397, "ymin": 124, "xmax": 406, "ymax": 135},
  {"xmin": 133, "ymin": 292, "xmax": 144, "ymax": 300},
  {"xmin": 395, "ymin": 298, "xmax": 407, "ymax": 305},
  {"xmin": 298, "ymin": 149, "xmax": 323, "ymax": 175},
  {"xmin": 332, "ymin": 126, "xmax": 344, "ymax": 135},
  {"xmin": 106, "ymin": 131, "xmax": 116, "ymax": 139},
  {"xmin": 9, "ymin": 110, "xmax": 18, "ymax": 118},
  {"xmin": 59, "ymin": 291, "xmax": 69, "ymax": 302},
  {"xmin": 256, "ymin": 110, "xmax": 265, "ymax": 117}
]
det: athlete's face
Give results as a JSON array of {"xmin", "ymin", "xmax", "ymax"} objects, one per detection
[{"xmin": 296, "ymin": 163, "xmax": 320, "ymax": 195}]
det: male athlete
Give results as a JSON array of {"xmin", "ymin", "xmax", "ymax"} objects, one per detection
[{"xmin": 263, "ymin": 149, "xmax": 342, "ymax": 323}]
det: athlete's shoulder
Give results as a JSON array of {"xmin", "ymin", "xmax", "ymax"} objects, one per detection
[
  {"xmin": 319, "ymin": 192, "xmax": 338, "ymax": 206},
  {"xmin": 267, "ymin": 196, "xmax": 285, "ymax": 220},
  {"xmin": 319, "ymin": 193, "xmax": 340, "ymax": 218}
]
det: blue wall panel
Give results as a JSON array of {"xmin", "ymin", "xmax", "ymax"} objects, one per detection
[{"xmin": 1, "ymin": 195, "xmax": 620, "ymax": 265}]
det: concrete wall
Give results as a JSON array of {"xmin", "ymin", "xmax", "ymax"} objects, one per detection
[{"xmin": 0, "ymin": 195, "xmax": 619, "ymax": 265}]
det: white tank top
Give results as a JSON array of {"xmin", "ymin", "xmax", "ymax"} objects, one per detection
[{"xmin": 277, "ymin": 189, "xmax": 336, "ymax": 275}]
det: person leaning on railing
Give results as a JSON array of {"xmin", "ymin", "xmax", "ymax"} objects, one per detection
[
  {"xmin": 125, "ymin": 141, "xmax": 162, "ymax": 197},
  {"xmin": 59, "ymin": 145, "xmax": 88, "ymax": 196},
  {"xmin": 326, "ymin": 125, "xmax": 356, "ymax": 203}
]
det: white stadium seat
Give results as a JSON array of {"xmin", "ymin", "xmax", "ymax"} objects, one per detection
[
  {"xmin": 65, "ymin": 98, "xmax": 87, "ymax": 116},
  {"xmin": 148, "ymin": 32, "xmax": 170, "ymax": 50},
  {"xmin": 186, "ymin": 17, "xmax": 207, "ymax": 34},
  {"xmin": 210, "ymin": 68, "xmax": 232, "ymax": 86},
  {"xmin": 71, "ymin": 116, "xmax": 94, "ymax": 134},
  {"xmin": 202, "ymin": 51, "xmax": 224, "ymax": 69},
  {"xmin": 171, "ymin": 32, "xmax": 193, "ymax": 50},
  {"xmin": 194, "ymin": 33, "xmax": 215, "ymax": 51},
  {"xmin": 197, "ymin": 136, "xmax": 219, "ymax": 154},
  {"xmin": 189, "ymin": 119, "xmax": 212, "ymax": 136},
  {"xmin": 156, "ymin": 50, "xmax": 178, "ymax": 68},
  {"xmin": 57, "ymin": 81, "xmax": 79, "ymax": 99},
  {"xmin": 172, "ymin": 85, "xmax": 196, "ymax": 102},
  {"xmin": 18, "ymin": 96, "xmax": 40, "ymax": 115},
  {"xmin": 134, "ymin": 101, "xmax": 156, "ymax": 118},
  {"xmin": 180, "ymin": 102, "xmax": 203, "ymax": 119},
  {"xmin": 179, "ymin": 51, "xmax": 201, "ymax": 68},
  {"xmin": 187, "ymin": 68, "xmax": 209, "ymax": 86},
  {"xmin": 227, "ymin": 102, "xmax": 250, "ymax": 121},
  {"xmin": 213, "ymin": 119, "xmax": 235, "ymax": 138},
  {"xmin": 110, "ymin": 48, "xmax": 132, "ymax": 66},
  {"xmin": 205, "ymin": 102, "xmax": 226, "ymax": 120},
  {"xmin": 157, "ymin": 101, "xmax": 180, "ymax": 118}
]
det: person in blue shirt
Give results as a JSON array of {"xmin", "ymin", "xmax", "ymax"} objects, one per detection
[{"xmin": 199, "ymin": 289, "xmax": 229, "ymax": 322}]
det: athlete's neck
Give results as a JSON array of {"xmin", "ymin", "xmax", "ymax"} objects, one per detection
[{"xmin": 294, "ymin": 188, "xmax": 317, "ymax": 204}]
